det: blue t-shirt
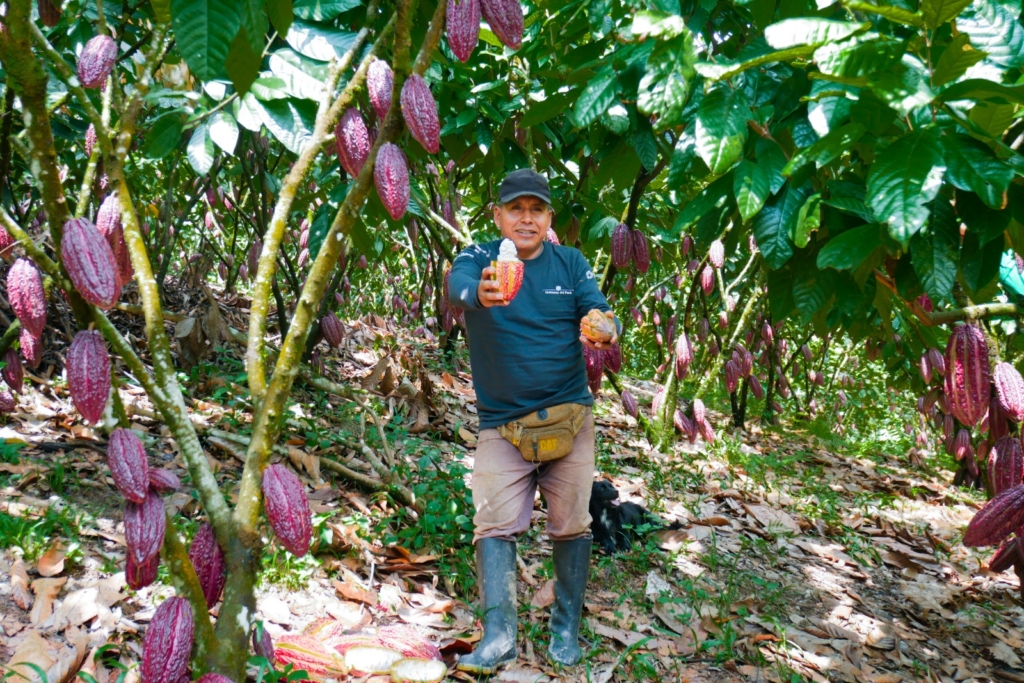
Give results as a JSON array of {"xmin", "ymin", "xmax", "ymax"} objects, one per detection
[{"xmin": 448, "ymin": 239, "xmax": 616, "ymax": 430}]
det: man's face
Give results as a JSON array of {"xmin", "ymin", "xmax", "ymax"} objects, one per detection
[{"xmin": 493, "ymin": 195, "xmax": 552, "ymax": 260}]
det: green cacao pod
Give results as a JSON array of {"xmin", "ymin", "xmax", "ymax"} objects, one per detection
[
  {"xmin": 188, "ymin": 523, "xmax": 225, "ymax": 608},
  {"xmin": 374, "ymin": 143, "xmax": 409, "ymax": 221},
  {"xmin": 8, "ymin": 258, "xmax": 47, "ymax": 338},
  {"xmin": 141, "ymin": 597, "xmax": 193, "ymax": 683},
  {"xmin": 78, "ymin": 35, "xmax": 117, "ymax": 89},
  {"xmin": 262, "ymin": 463, "xmax": 312, "ymax": 557},
  {"xmin": 944, "ymin": 323, "xmax": 990, "ymax": 428},
  {"xmin": 62, "ymin": 217, "xmax": 121, "ymax": 310},
  {"xmin": 400, "ymin": 74, "xmax": 440, "ymax": 154},
  {"xmin": 125, "ymin": 490, "xmax": 165, "ymax": 564},
  {"xmin": 68, "ymin": 330, "xmax": 110, "ymax": 423}
]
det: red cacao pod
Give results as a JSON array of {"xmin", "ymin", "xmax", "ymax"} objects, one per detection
[
  {"xmin": 621, "ymin": 390, "xmax": 638, "ymax": 418},
  {"xmin": 321, "ymin": 312, "xmax": 344, "ymax": 348},
  {"xmin": 374, "ymin": 143, "xmax": 409, "ymax": 221},
  {"xmin": 964, "ymin": 484, "xmax": 1024, "ymax": 547},
  {"xmin": 125, "ymin": 490, "xmax": 165, "ymax": 564},
  {"xmin": 709, "ymin": 239, "xmax": 724, "ymax": 269},
  {"xmin": 8, "ymin": 259, "xmax": 47, "ymax": 338},
  {"xmin": 96, "ymin": 193, "xmax": 133, "ymax": 288},
  {"xmin": 188, "ymin": 523, "xmax": 226, "ymax": 608},
  {"xmin": 944, "ymin": 323, "xmax": 990, "ymax": 427},
  {"xmin": 480, "ymin": 0, "xmax": 523, "ymax": 49},
  {"xmin": 78, "ymin": 35, "xmax": 117, "ymax": 89},
  {"xmin": 126, "ymin": 550, "xmax": 159, "ymax": 590},
  {"xmin": 610, "ymin": 223, "xmax": 632, "ymax": 269},
  {"xmin": 148, "ymin": 469, "xmax": 180, "ymax": 494},
  {"xmin": 367, "ymin": 60, "xmax": 393, "ymax": 120},
  {"xmin": 631, "ymin": 230, "xmax": 650, "ymax": 273},
  {"xmin": 749, "ymin": 375, "xmax": 764, "ymax": 400},
  {"xmin": 447, "ymin": 0, "xmax": 481, "ymax": 61},
  {"xmin": 989, "ymin": 436, "xmax": 1024, "ymax": 496},
  {"xmin": 2, "ymin": 348, "xmax": 23, "ymax": 393},
  {"xmin": 142, "ymin": 597, "xmax": 194, "ymax": 683},
  {"xmin": 19, "ymin": 328, "xmax": 42, "ymax": 369},
  {"xmin": 603, "ymin": 343, "xmax": 622, "ymax": 373},
  {"xmin": 68, "ymin": 329, "xmax": 110, "ymax": 423},
  {"xmin": 262, "ymin": 463, "xmax": 312, "ymax": 557},
  {"xmin": 335, "ymin": 108, "xmax": 370, "ymax": 177},
  {"xmin": 62, "ymin": 217, "xmax": 120, "ymax": 309},
  {"xmin": 401, "ymin": 74, "xmax": 440, "ymax": 154},
  {"xmin": 995, "ymin": 362, "xmax": 1024, "ymax": 422}
]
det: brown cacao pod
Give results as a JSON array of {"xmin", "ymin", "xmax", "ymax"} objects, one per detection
[
  {"xmin": 188, "ymin": 523, "xmax": 226, "ymax": 608},
  {"xmin": 2, "ymin": 348, "xmax": 23, "ymax": 393},
  {"xmin": 262, "ymin": 463, "xmax": 312, "ymax": 557},
  {"xmin": 367, "ymin": 59, "xmax": 393, "ymax": 120},
  {"xmin": 580, "ymin": 309, "xmax": 615, "ymax": 343},
  {"xmin": 321, "ymin": 312, "xmax": 344, "ymax": 348},
  {"xmin": 126, "ymin": 550, "xmax": 159, "ymax": 590},
  {"xmin": 964, "ymin": 484, "xmax": 1024, "ymax": 547},
  {"xmin": 335, "ymin": 108, "xmax": 370, "ymax": 178},
  {"xmin": 374, "ymin": 143, "xmax": 409, "ymax": 221},
  {"xmin": 603, "ymin": 343, "xmax": 622, "ymax": 373},
  {"xmin": 631, "ymin": 229, "xmax": 650, "ymax": 273},
  {"xmin": 19, "ymin": 328, "xmax": 42, "ymax": 369},
  {"xmin": 148, "ymin": 469, "xmax": 180, "ymax": 494},
  {"xmin": 78, "ymin": 34, "xmax": 117, "ymax": 89},
  {"xmin": 38, "ymin": 0, "xmax": 61, "ymax": 27},
  {"xmin": 124, "ymin": 490, "xmax": 165, "ymax": 564},
  {"xmin": 9, "ymin": 259, "xmax": 47, "ymax": 338},
  {"xmin": 62, "ymin": 217, "xmax": 120, "ymax": 309},
  {"xmin": 709, "ymin": 239, "xmax": 725, "ymax": 269},
  {"xmin": 724, "ymin": 360, "xmax": 739, "ymax": 393},
  {"xmin": 96, "ymin": 193, "xmax": 133, "ymax": 288},
  {"xmin": 142, "ymin": 597, "xmax": 194, "ymax": 683},
  {"xmin": 480, "ymin": 0, "xmax": 523, "ymax": 49},
  {"xmin": 944, "ymin": 323, "xmax": 990, "ymax": 427},
  {"xmin": 584, "ymin": 345, "xmax": 603, "ymax": 386},
  {"xmin": 401, "ymin": 74, "xmax": 440, "ymax": 154},
  {"xmin": 68, "ymin": 330, "xmax": 111, "ymax": 423},
  {"xmin": 995, "ymin": 362, "xmax": 1024, "ymax": 422},
  {"xmin": 989, "ymin": 436, "xmax": 1024, "ymax": 496},
  {"xmin": 447, "ymin": 0, "xmax": 481, "ymax": 61},
  {"xmin": 621, "ymin": 390, "xmax": 638, "ymax": 418},
  {"xmin": 610, "ymin": 223, "xmax": 632, "ymax": 269}
]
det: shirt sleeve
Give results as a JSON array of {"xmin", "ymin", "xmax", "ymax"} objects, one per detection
[
  {"xmin": 448, "ymin": 245, "xmax": 486, "ymax": 310},
  {"xmin": 573, "ymin": 251, "xmax": 622, "ymax": 334}
]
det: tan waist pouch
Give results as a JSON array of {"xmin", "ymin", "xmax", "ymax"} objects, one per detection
[{"xmin": 497, "ymin": 403, "xmax": 588, "ymax": 463}]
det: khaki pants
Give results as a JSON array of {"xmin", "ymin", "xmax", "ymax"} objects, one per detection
[{"xmin": 472, "ymin": 408, "xmax": 595, "ymax": 543}]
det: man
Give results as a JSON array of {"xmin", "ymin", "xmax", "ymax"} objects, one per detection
[{"xmin": 447, "ymin": 168, "xmax": 620, "ymax": 673}]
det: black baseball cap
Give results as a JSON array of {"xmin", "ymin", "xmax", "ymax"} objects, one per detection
[{"xmin": 499, "ymin": 168, "xmax": 551, "ymax": 205}]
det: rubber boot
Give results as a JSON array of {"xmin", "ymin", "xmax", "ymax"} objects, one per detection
[
  {"xmin": 457, "ymin": 538, "xmax": 518, "ymax": 674},
  {"xmin": 548, "ymin": 537, "xmax": 591, "ymax": 666}
]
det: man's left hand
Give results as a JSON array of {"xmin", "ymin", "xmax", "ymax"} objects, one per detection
[{"xmin": 580, "ymin": 310, "xmax": 618, "ymax": 351}]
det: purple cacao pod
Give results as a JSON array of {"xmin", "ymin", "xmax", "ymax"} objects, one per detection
[
  {"xmin": 401, "ymin": 74, "xmax": 440, "ymax": 154},
  {"xmin": 124, "ymin": 490, "xmax": 165, "ymax": 564},
  {"xmin": 142, "ymin": 597, "xmax": 194, "ymax": 683},
  {"xmin": 8, "ymin": 258, "xmax": 47, "ymax": 338},
  {"xmin": 446, "ymin": 0, "xmax": 481, "ymax": 62},
  {"xmin": 62, "ymin": 217, "xmax": 120, "ymax": 309},
  {"xmin": 367, "ymin": 59, "xmax": 393, "ymax": 120},
  {"xmin": 944, "ymin": 323, "xmax": 990, "ymax": 428},
  {"xmin": 374, "ymin": 143, "xmax": 409, "ymax": 221},
  {"xmin": 611, "ymin": 223, "xmax": 632, "ymax": 269},
  {"xmin": 78, "ymin": 34, "xmax": 117, "ymax": 89},
  {"xmin": 262, "ymin": 463, "xmax": 312, "ymax": 557},
  {"xmin": 68, "ymin": 329, "xmax": 110, "ymax": 423},
  {"xmin": 188, "ymin": 523, "xmax": 226, "ymax": 608}
]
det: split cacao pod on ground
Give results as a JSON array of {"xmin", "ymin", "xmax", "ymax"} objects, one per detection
[
  {"xmin": 2, "ymin": 348, "xmax": 23, "ymax": 393},
  {"xmin": 19, "ymin": 328, "xmax": 42, "ymax": 369},
  {"xmin": 142, "ymin": 597, "xmax": 194, "ymax": 683},
  {"xmin": 446, "ymin": 0, "xmax": 481, "ymax": 61},
  {"xmin": 493, "ymin": 259, "xmax": 524, "ymax": 301},
  {"xmin": 62, "ymin": 217, "xmax": 121, "ymax": 309},
  {"xmin": 580, "ymin": 309, "xmax": 615, "ymax": 343},
  {"xmin": 709, "ymin": 239, "xmax": 724, "ymax": 268},
  {"xmin": 367, "ymin": 60, "xmax": 394, "ymax": 120},
  {"xmin": 944, "ymin": 323, "xmax": 990, "ymax": 427},
  {"xmin": 621, "ymin": 390, "xmax": 638, "ymax": 418},
  {"xmin": 374, "ymin": 143, "xmax": 410, "ymax": 221},
  {"xmin": 68, "ymin": 330, "xmax": 110, "ymax": 423},
  {"xmin": 188, "ymin": 523, "xmax": 226, "ymax": 608},
  {"xmin": 988, "ymin": 436, "xmax": 1024, "ymax": 496},
  {"xmin": 335, "ymin": 108, "xmax": 371, "ymax": 177},
  {"xmin": 8, "ymin": 258, "xmax": 47, "ymax": 338},
  {"xmin": 148, "ymin": 469, "xmax": 180, "ymax": 494},
  {"xmin": 124, "ymin": 490, "xmax": 165, "ymax": 564},
  {"xmin": 401, "ymin": 74, "xmax": 440, "ymax": 154},
  {"xmin": 610, "ymin": 223, "xmax": 632, "ymax": 269},
  {"xmin": 995, "ymin": 362, "xmax": 1024, "ymax": 422},
  {"xmin": 78, "ymin": 34, "xmax": 117, "ymax": 88},
  {"xmin": 480, "ymin": 0, "xmax": 523, "ymax": 49},
  {"xmin": 631, "ymin": 230, "xmax": 650, "ymax": 273},
  {"xmin": 963, "ymin": 484, "xmax": 1024, "ymax": 547},
  {"xmin": 96, "ymin": 193, "xmax": 133, "ymax": 288},
  {"xmin": 321, "ymin": 312, "xmax": 344, "ymax": 348},
  {"xmin": 262, "ymin": 463, "xmax": 313, "ymax": 557},
  {"xmin": 126, "ymin": 550, "xmax": 159, "ymax": 590}
]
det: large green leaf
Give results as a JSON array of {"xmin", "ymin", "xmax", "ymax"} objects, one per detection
[
  {"xmin": 637, "ymin": 32, "xmax": 696, "ymax": 130},
  {"xmin": 910, "ymin": 198, "xmax": 959, "ymax": 300},
  {"xmin": 783, "ymin": 122, "xmax": 865, "ymax": 175},
  {"xmin": 753, "ymin": 183, "xmax": 811, "ymax": 269},
  {"xmin": 763, "ymin": 18, "xmax": 866, "ymax": 49},
  {"xmin": 922, "ymin": 0, "xmax": 974, "ymax": 27},
  {"xmin": 285, "ymin": 20, "xmax": 358, "ymax": 61},
  {"xmin": 170, "ymin": 0, "xmax": 242, "ymax": 81},
  {"xmin": 293, "ymin": 0, "xmax": 362, "ymax": 20},
  {"xmin": 817, "ymin": 223, "xmax": 883, "ymax": 270},
  {"xmin": 931, "ymin": 34, "xmax": 987, "ymax": 86},
  {"xmin": 733, "ymin": 160, "xmax": 771, "ymax": 222},
  {"xmin": 866, "ymin": 128, "xmax": 946, "ymax": 246},
  {"xmin": 943, "ymin": 133, "xmax": 1015, "ymax": 209},
  {"xmin": 957, "ymin": 0, "xmax": 1024, "ymax": 68},
  {"xmin": 814, "ymin": 35, "xmax": 905, "ymax": 77},
  {"xmin": 573, "ymin": 68, "xmax": 620, "ymax": 127},
  {"xmin": 695, "ymin": 85, "xmax": 749, "ymax": 175}
]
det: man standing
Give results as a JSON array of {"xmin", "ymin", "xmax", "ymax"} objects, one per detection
[{"xmin": 447, "ymin": 169, "xmax": 619, "ymax": 673}]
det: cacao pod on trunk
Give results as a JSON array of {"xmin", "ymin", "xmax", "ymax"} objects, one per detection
[
  {"xmin": 374, "ymin": 143, "xmax": 410, "ymax": 221},
  {"xmin": 262, "ymin": 463, "xmax": 313, "ymax": 557},
  {"xmin": 8, "ymin": 259, "xmax": 47, "ymax": 338},
  {"xmin": 188, "ymin": 523, "xmax": 226, "ymax": 608},
  {"xmin": 631, "ymin": 230, "xmax": 650, "ymax": 273},
  {"xmin": 401, "ymin": 74, "xmax": 440, "ymax": 154},
  {"xmin": 480, "ymin": 0, "xmax": 523, "ymax": 49},
  {"xmin": 124, "ymin": 490, "xmax": 165, "ymax": 564},
  {"xmin": 367, "ymin": 60, "xmax": 394, "ymax": 120},
  {"xmin": 610, "ymin": 223, "xmax": 632, "ymax": 269},
  {"xmin": 126, "ymin": 550, "xmax": 159, "ymax": 590},
  {"xmin": 944, "ymin": 323, "xmax": 990, "ymax": 428},
  {"xmin": 335, "ymin": 108, "xmax": 371, "ymax": 178},
  {"xmin": 148, "ymin": 469, "xmax": 180, "ymax": 494},
  {"xmin": 995, "ymin": 362, "xmax": 1024, "ymax": 422},
  {"xmin": 989, "ymin": 436, "xmax": 1024, "ymax": 496},
  {"xmin": 62, "ymin": 217, "xmax": 121, "ymax": 310},
  {"xmin": 709, "ymin": 239, "xmax": 724, "ymax": 269},
  {"xmin": 142, "ymin": 597, "xmax": 193, "ymax": 683},
  {"xmin": 78, "ymin": 34, "xmax": 117, "ymax": 89},
  {"xmin": 963, "ymin": 484, "xmax": 1024, "ymax": 547},
  {"xmin": 603, "ymin": 343, "xmax": 622, "ymax": 373},
  {"xmin": 446, "ymin": 0, "xmax": 481, "ymax": 62},
  {"xmin": 621, "ymin": 390, "xmax": 638, "ymax": 418},
  {"xmin": 2, "ymin": 348, "xmax": 23, "ymax": 393},
  {"xmin": 19, "ymin": 328, "xmax": 42, "ymax": 369},
  {"xmin": 68, "ymin": 330, "xmax": 111, "ymax": 423},
  {"xmin": 321, "ymin": 312, "xmax": 344, "ymax": 348}
]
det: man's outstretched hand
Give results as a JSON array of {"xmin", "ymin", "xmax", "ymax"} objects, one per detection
[
  {"xmin": 580, "ymin": 310, "xmax": 618, "ymax": 351},
  {"xmin": 478, "ymin": 267, "xmax": 509, "ymax": 308}
]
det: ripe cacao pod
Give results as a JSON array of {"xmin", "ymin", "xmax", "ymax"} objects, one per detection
[
  {"xmin": 148, "ymin": 469, "xmax": 180, "ymax": 494},
  {"xmin": 78, "ymin": 35, "xmax": 117, "ymax": 89},
  {"xmin": 709, "ymin": 239, "xmax": 724, "ymax": 269},
  {"xmin": 262, "ymin": 463, "xmax": 313, "ymax": 557},
  {"xmin": 749, "ymin": 375, "xmax": 764, "ymax": 400},
  {"xmin": 142, "ymin": 597, "xmax": 194, "ymax": 683},
  {"xmin": 96, "ymin": 193, "xmax": 133, "ymax": 288},
  {"xmin": 724, "ymin": 360, "xmax": 739, "ymax": 393},
  {"xmin": 335, "ymin": 109, "xmax": 370, "ymax": 177},
  {"xmin": 963, "ymin": 484, "xmax": 1024, "ymax": 547},
  {"xmin": 928, "ymin": 347, "xmax": 945, "ymax": 376},
  {"xmin": 68, "ymin": 329, "xmax": 110, "ymax": 423},
  {"xmin": 189, "ymin": 523, "xmax": 226, "ymax": 608},
  {"xmin": 631, "ymin": 230, "xmax": 650, "ymax": 273},
  {"xmin": 126, "ymin": 550, "xmax": 159, "ymax": 590},
  {"xmin": 493, "ymin": 259, "xmax": 524, "ymax": 301},
  {"xmin": 19, "ymin": 328, "xmax": 42, "ymax": 369},
  {"xmin": 321, "ymin": 312, "xmax": 344, "ymax": 348},
  {"xmin": 621, "ymin": 390, "xmax": 638, "ymax": 418},
  {"xmin": 401, "ymin": 74, "xmax": 440, "ymax": 154},
  {"xmin": 480, "ymin": 0, "xmax": 523, "ymax": 49},
  {"xmin": 62, "ymin": 217, "xmax": 121, "ymax": 309},
  {"xmin": 944, "ymin": 323, "xmax": 990, "ymax": 427},
  {"xmin": 124, "ymin": 490, "xmax": 165, "ymax": 564},
  {"xmin": 2, "ymin": 348, "xmax": 23, "ymax": 393},
  {"xmin": 603, "ymin": 343, "xmax": 622, "ymax": 373},
  {"xmin": 995, "ymin": 362, "xmax": 1024, "ymax": 422},
  {"xmin": 581, "ymin": 309, "xmax": 615, "ymax": 343},
  {"xmin": 8, "ymin": 258, "xmax": 47, "ymax": 338},
  {"xmin": 374, "ymin": 143, "xmax": 410, "ymax": 221},
  {"xmin": 545, "ymin": 227, "xmax": 559, "ymax": 245},
  {"xmin": 610, "ymin": 223, "xmax": 632, "ymax": 269},
  {"xmin": 989, "ymin": 436, "xmax": 1024, "ymax": 496},
  {"xmin": 367, "ymin": 60, "xmax": 394, "ymax": 120},
  {"xmin": 446, "ymin": 0, "xmax": 481, "ymax": 61}
]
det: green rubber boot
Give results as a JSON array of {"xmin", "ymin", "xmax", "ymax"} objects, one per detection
[
  {"xmin": 457, "ymin": 538, "xmax": 518, "ymax": 674},
  {"xmin": 548, "ymin": 537, "xmax": 591, "ymax": 666}
]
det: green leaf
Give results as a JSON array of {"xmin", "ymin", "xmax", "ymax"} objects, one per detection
[
  {"xmin": 935, "ymin": 78, "xmax": 1024, "ymax": 105},
  {"xmin": 866, "ymin": 128, "xmax": 946, "ymax": 246},
  {"xmin": 143, "ymin": 115, "xmax": 184, "ymax": 159},
  {"xmin": 843, "ymin": 0, "xmax": 923, "ymax": 26},
  {"xmin": 208, "ymin": 110, "xmax": 239, "ymax": 154},
  {"xmin": 943, "ymin": 133, "xmax": 1014, "ymax": 209},
  {"xmin": 293, "ymin": 0, "xmax": 361, "ymax": 20},
  {"xmin": 793, "ymin": 193, "xmax": 822, "ymax": 248},
  {"xmin": 763, "ymin": 18, "xmax": 866, "ymax": 49},
  {"xmin": 631, "ymin": 9, "xmax": 686, "ymax": 38},
  {"xmin": 254, "ymin": 98, "xmax": 317, "ymax": 153},
  {"xmin": 958, "ymin": 0, "xmax": 1024, "ymax": 68},
  {"xmin": 523, "ymin": 90, "xmax": 579, "ymax": 128},
  {"xmin": 931, "ymin": 34, "xmax": 987, "ymax": 86},
  {"xmin": 285, "ymin": 19, "xmax": 357, "ymax": 61},
  {"xmin": 268, "ymin": 0, "xmax": 293, "ymax": 37},
  {"xmin": 695, "ymin": 85, "xmax": 749, "ymax": 175},
  {"xmin": 637, "ymin": 32, "xmax": 696, "ymax": 130},
  {"xmin": 910, "ymin": 198, "xmax": 959, "ymax": 300},
  {"xmin": 573, "ymin": 68, "xmax": 620, "ymax": 127},
  {"xmin": 187, "ymin": 122, "xmax": 215, "ymax": 174},
  {"xmin": 269, "ymin": 48, "xmax": 331, "ymax": 100},
  {"xmin": 753, "ymin": 183, "xmax": 811, "ymax": 269},
  {"xmin": 922, "ymin": 0, "xmax": 973, "ymax": 27},
  {"xmin": 817, "ymin": 223, "xmax": 883, "ymax": 270},
  {"xmin": 783, "ymin": 122, "xmax": 866, "ymax": 175},
  {"xmin": 170, "ymin": 0, "xmax": 242, "ymax": 81},
  {"xmin": 814, "ymin": 35, "xmax": 905, "ymax": 78},
  {"xmin": 733, "ymin": 160, "xmax": 771, "ymax": 222}
]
